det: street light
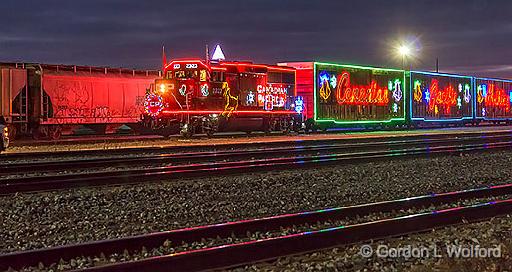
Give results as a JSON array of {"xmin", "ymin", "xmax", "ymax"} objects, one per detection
[{"xmin": 397, "ymin": 44, "xmax": 412, "ymax": 69}]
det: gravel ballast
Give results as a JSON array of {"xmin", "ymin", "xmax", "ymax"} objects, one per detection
[
  {"xmin": 238, "ymin": 215, "xmax": 512, "ymax": 272},
  {"xmin": 1, "ymin": 151, "xmax": 512, "ymax": 254},
  {"xmin": 17, "ymin": 195, "xmax": 511, "ymax": 271}
]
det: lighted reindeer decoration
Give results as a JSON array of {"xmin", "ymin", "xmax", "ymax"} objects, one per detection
[{"xmin": 221, "ymin": 82, "xmax": 238, "ymax": 117}]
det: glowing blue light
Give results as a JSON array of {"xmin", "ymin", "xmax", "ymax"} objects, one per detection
[
  {"xmin": 482, "ymin": 84, "xmax": 487, "ymax": 97},
  {"xmin": 424, "ymin": 89, "xmax": 430, "ymax": 103},
  {"xmin": 247, "ymin": 91, "xmax": 255, "ymax": 104},
  {"xmin": 482, "ymin": 108, "xmax": 486, "ymax": 116},
  {"xmin": 319, "ymin": 71, "xmax": 330, "ymax": 87},
  {"xmin": 457, "ymin": 97, "xmax": 462, "ymax": 109},
  {"xmin": 388, "ymin": 81, "xmax": 394, "ymax": 91},
  {"xmin": 295, "ymin": 96, "xmax": 304, "ymax": 114},
  {"xmin": 509, "ymin": 92, "xmax": 512, "ymax": 103}
]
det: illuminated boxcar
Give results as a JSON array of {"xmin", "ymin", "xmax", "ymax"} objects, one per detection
[
  {"xmin": 282, "ymin": 62, "xmax": 406, "ymax": 130},
  {"xmin": 409, "ymin": 71, "xmax": 473, "ymax": 124},
  {"xmin": 143, "ymin": 59, "xmax": 300, "ymax": 137},
  {"xmin": 474, "ymin": 77, "xmax": 512, "ymax": 123}
]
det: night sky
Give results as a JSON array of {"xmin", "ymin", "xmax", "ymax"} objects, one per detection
[{"xmin": 1, "ymin": 0, "xmax": 510, "ymax": 78}]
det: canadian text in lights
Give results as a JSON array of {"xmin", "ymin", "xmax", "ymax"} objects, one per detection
[{"xmin": 336, "ymin": 72, "xmax": 389, "ymax": 106}]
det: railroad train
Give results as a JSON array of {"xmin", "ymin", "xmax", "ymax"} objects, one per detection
[
  {"xmin": 142, "ymin": 58, "xmax": 512, "ymax": 136},
  {"xmin": 0, "ymin": 63, "xmax": 159, "ymax": 139},
  {"xmin": 1, "ymin": 54, "xmax": 511, "ymax": 142}
]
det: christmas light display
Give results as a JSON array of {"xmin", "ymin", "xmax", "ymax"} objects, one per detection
[
  {"xmin": 246, "ymin": 91, "xmax": 255, "ymax": 105},
  {"xmin": 144, "ymin": 93, "xmax": 164, "ymax": 116},
  {"xmin": 313, "ymin": 62, "xmax": 406, "ymax": 125},
  {"xmin": 330, "ymin": 75, "xmax": 337, "ymax": 88},
  {"xmin": 475, "ymin": 78, "xmax": 512, "ymax": 119},
  {"xmin": 179, "ymin": 84, "xmax": 187, "ymax": 96},
  {"xmin": 319, "ymin": 77, "xmax": 332, "ymax": 101},
  {"xmin": 221, "ymin": 82, "xmax": 238, "ymax": 117},
  {"xmin": 336, "ymin": 72, "xmax": 389, "ymax": 106},
  {"xmin": 428, "ymin": 79, "xmax": 457, "ymax": 114},
  {"xmin": 463, "ymin": 84, "xmax": 471, "ymax": 103},
  {"xmin": 201, "ymin": 83, "xmax": 209, "ymax": 96},
  {"xmin": 211, "ymin": 45, "xmax": 226, "ymax": 61},
  {"xmin": 256, "ymin": 84, "xmax": 288, "ymax": 108},
  {"xmin": 295, "ymin": 96, "xmax": 304, "ymax": 114},
  {"xmin": 393, "ymin": 103, "xmax": 398, "ymax": 113},
  {"xmin": 413, "ymin": 80, "xmax": 422, "ymax": 102},
  {"xmin": 484, "ymin": 84, "xmax": 509, "ymax": 111},
  {"xmin": 410, "ymin": 71, "xmax": 473, "ymax": 122},
  {"xmin": 391, "ymin": 79, "xmax": 403, "ymax": 102}
]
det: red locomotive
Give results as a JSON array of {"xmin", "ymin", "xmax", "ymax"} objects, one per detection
[{"xmin": 142, "ymin": 57, "xmax": 302, "ymax": 137}]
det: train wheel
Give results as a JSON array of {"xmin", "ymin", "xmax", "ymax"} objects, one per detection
[
  {"xmin": 180, "ymin": 123, "xmax": 195, "ymax": 138},
  {"xmin": 205, "ymin": 129, "xmax": 215, "ymax": 138},
  {"xmin": 182, "ymin": 131, "xmax": 193, "ymax": 138}
]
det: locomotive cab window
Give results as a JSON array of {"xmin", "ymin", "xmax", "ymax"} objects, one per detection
[{"xmin": 212, "ymin": 71, "xmax": 225, "ymax": 82}]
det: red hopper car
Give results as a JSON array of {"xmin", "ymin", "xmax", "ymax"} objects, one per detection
[{"xmin": 0, "ymin": 63, "xmax": 159, "ymax": 139}]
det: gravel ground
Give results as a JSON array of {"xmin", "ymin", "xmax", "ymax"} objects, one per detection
[
  {"xmin": 17, "ymin": 195, "xmax": 510, "ymax": 271},
  {"xmin": 5, "ymin": 133, "xmax": 299, "ymax": 154},
  {"xmin": 238, "ymin": 215, "xmax": 512, "ymax": 272},
  {"xmin": 1, "ymin": 151, "xmax": 512, "ymax": 255}
]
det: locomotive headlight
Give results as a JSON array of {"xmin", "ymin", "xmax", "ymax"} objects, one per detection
[{"xmin": 159, "ymin": 83, "xmax": 166, "ymax": 93}]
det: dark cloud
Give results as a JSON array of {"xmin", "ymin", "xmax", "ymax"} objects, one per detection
[{"xmin": 0, "ymin": 0, "xmax": 510, "ymax": 78}]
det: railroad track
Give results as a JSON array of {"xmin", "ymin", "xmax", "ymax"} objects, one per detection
[
  {"xmin": 3, "ymin": 129, "xmax": 512, "ymax": 161},
  {"xmin": 2, "ymin": 183, "xmax": 511, "ymax": 271},
  {"xmin": 2, "ymin": 132, "xmax": 512, "ymax": 174},
  {"xmin": 2, "ymin": 132, "xmax": 512, "ymax": 194}
]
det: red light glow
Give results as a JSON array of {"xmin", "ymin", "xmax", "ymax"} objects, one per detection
[
  {"xmin": 429, "ymin": 79, "xmax": 457, "ymax": 114},
  {"xmin": 219, "ymin": 62, "xmax": 296, "ymax": 72},
  {"xmin": 485, "ymin": 84, "xmax": 510, "ymax": 111},
  {"xmin": 336, "ymin": 72, "xmax": 389, "ymax": 106}
]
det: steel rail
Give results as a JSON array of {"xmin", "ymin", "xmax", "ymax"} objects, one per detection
[
  {"xmin": 85, "ymin": 199, "xmax": 512, "ymax": 272},
  {"xmin": 1, "ymin": 183, "xmax": 511, "ymax": 271},
  {"xmin": 2, "ymin": 133, "xmax": 511, "ymax": 174},
  {"xmin": 1, "ymin": 140, "xmax": 512, "ymax": 195},
  {"xmin": 2, "ymin": 130, "xmax": 512, "ymax": 161}
]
